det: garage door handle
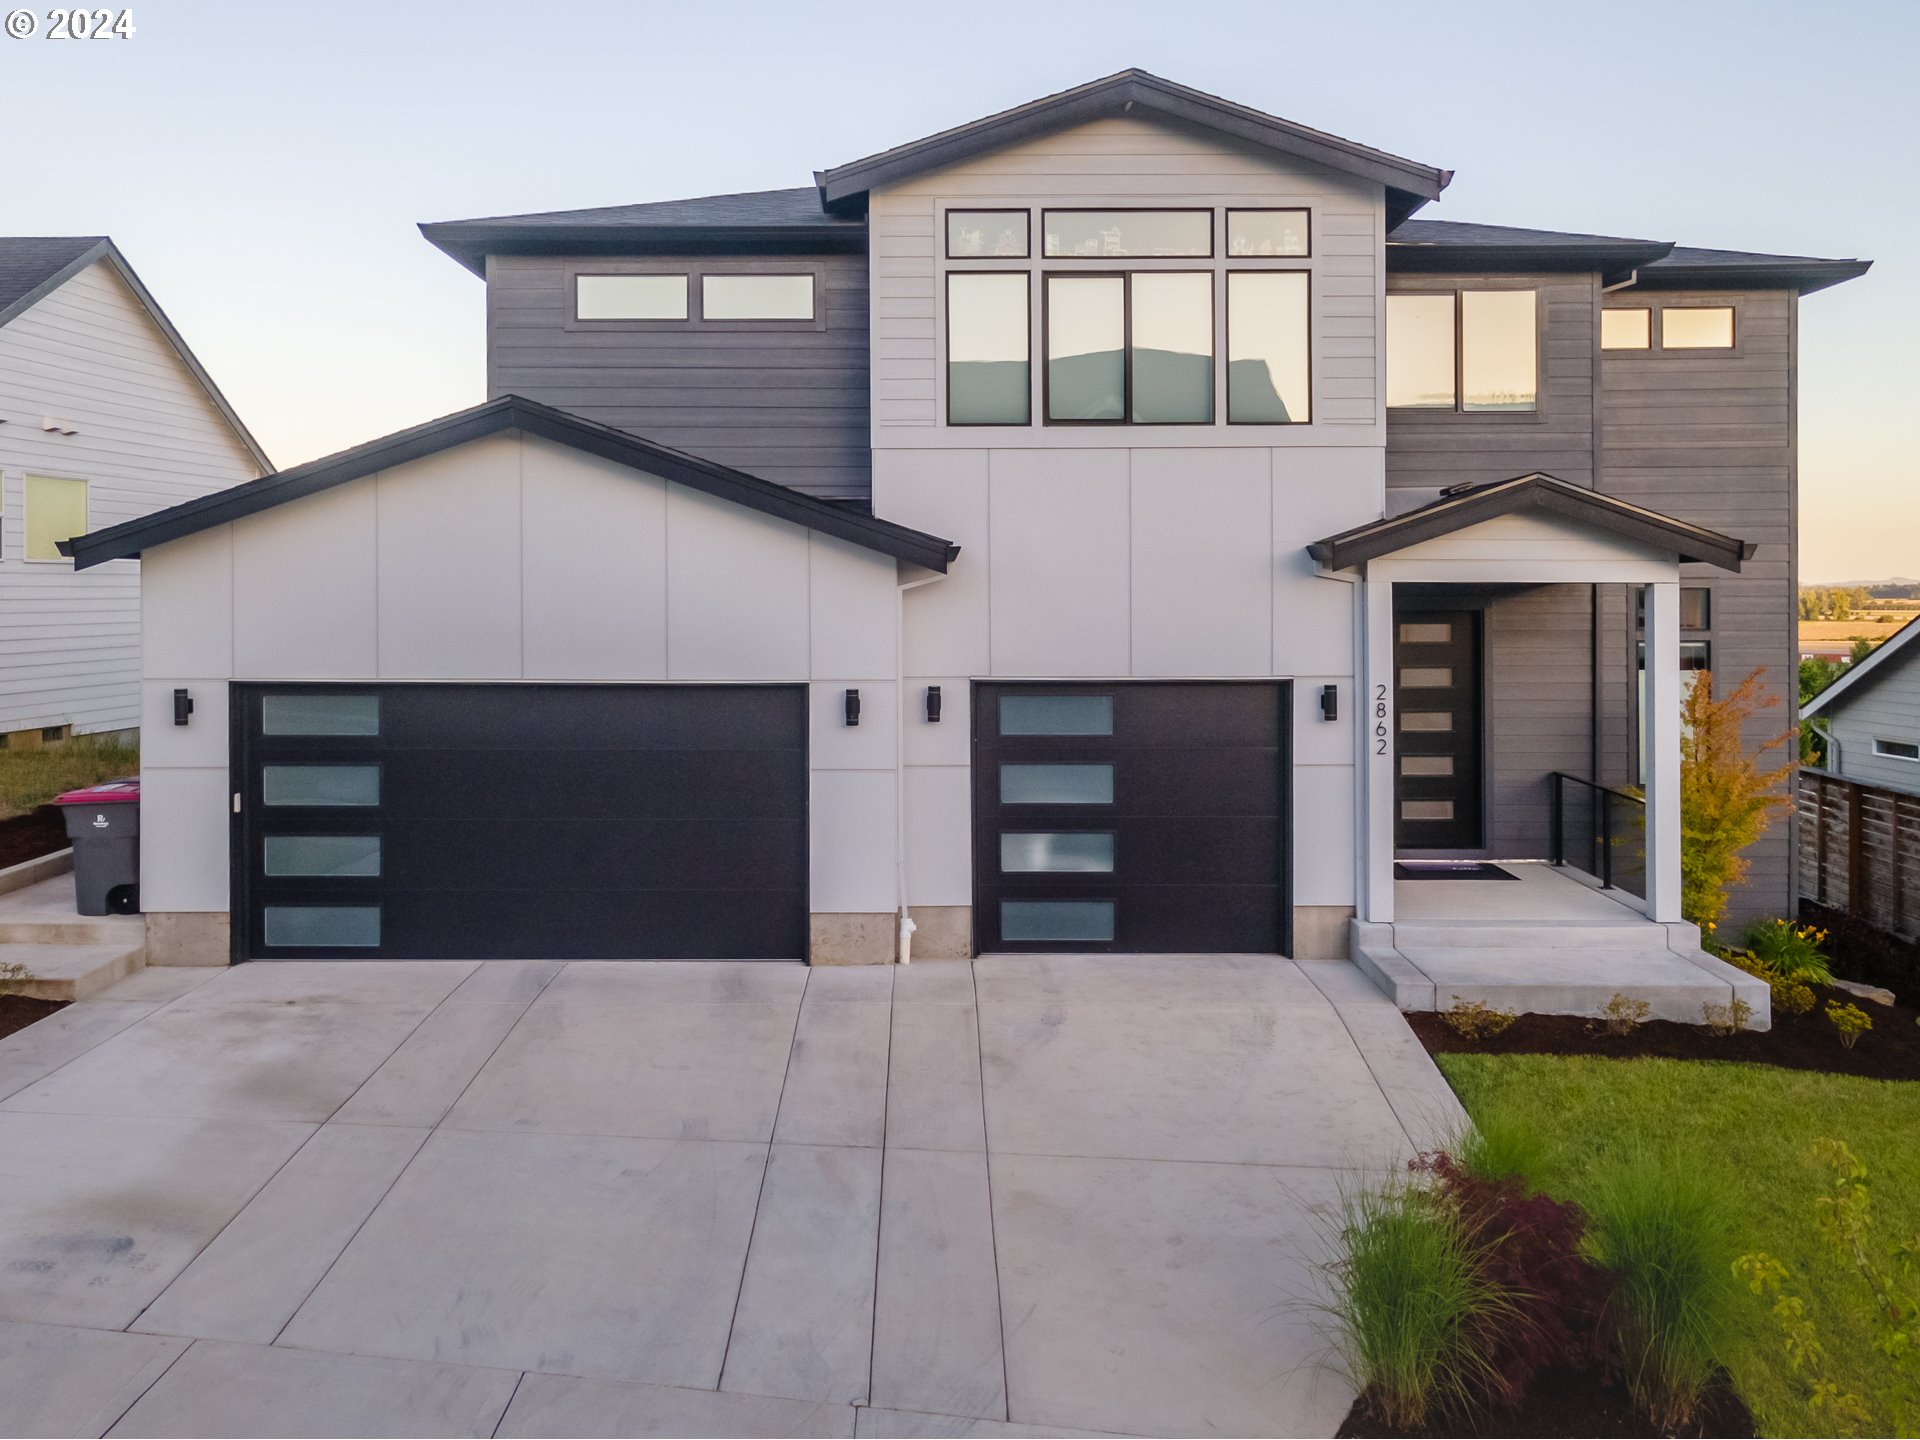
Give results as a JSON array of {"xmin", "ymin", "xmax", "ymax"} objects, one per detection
[{"xmin": 232, "ymin": 792, "xmax": 242, "ymax": 815}]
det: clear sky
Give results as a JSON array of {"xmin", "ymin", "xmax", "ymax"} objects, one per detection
[{"xmin": 6, "ymin": 0, "xmax": 1911, "ymax": 581}]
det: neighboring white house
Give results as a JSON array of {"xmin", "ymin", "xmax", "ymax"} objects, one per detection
[
  {"xmin": 1803, "ymin": 614, "xmax": 1920, "ymax": 790},
  {"xmin": 0, "ymin": 237, "xmax": 267, "ymax": 746}
]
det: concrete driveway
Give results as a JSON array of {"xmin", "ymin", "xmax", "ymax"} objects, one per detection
[{"xmin": 0, "ymin": 953, "xmax": 1462, "ymax": 1438}]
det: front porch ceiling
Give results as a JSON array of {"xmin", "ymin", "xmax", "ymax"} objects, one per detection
[{"xmin": 1308, "ymin": 473, "xmax": 1752, "ymax": 574}]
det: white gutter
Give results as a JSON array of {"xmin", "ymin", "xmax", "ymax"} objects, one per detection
[{"xmin": 894, "ymin": 568, "xmax": 947, "ymax": 963}]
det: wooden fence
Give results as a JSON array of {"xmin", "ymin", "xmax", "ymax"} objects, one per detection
[{"xmin": 1798, "ymin": 768, "xmax": 1920, "ymax": 939}]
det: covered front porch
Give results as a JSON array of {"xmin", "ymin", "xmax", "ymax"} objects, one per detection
[{"xmin": 1311, "ymin": 473, "xmax": 1771, "ymax": 1026}]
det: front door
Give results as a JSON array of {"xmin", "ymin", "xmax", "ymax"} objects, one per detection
[{"xmin": 1394, "ymin": 611, "xmax": 1484, "ymax": 850}]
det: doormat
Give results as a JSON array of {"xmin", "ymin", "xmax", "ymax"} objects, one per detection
[{"xmin": 1394, "ymin": 862, "xmax": 1519, "ymax": 881}]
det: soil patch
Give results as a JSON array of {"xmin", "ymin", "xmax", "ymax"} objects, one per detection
[
  {"xmin": 1409, "ymin": 988, "xmax": 1920, "ymax": 1082},
  {"xmin": 0, "ymin": 994, "xmax": 65, "ymax": 1041},
  {"xmin": 1338, "ymin": 1368, "xmax": 1752, "ymax": 1438},
  {"xmin": 0, "ymin": 806, "xmax": 69, "ymax": 871}
]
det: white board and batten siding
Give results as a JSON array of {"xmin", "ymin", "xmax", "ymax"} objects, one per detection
[
  {"xmin": 867, "ymin": 115, "xmax": 1390, "ymax": 919},
  {"xmin": 139, "ymin": 432, "xmax": 903, "ymax": 917},
  {"xmin": 0, "ymin": 259, "xmax": 260, "ymax": 735}
]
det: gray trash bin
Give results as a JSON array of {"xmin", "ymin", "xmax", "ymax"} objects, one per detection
[{"xmin": 52, "ymin": 780, "xmax": 140, "ymax": 916}]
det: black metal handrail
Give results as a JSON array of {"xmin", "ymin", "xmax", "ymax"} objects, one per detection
[{"xmin": 1551, "ymin": 771, "xmax": 1647, "ymax": 894}]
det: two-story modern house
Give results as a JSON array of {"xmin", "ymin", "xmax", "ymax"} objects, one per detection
[
  {"xmin": 65, "ymin": 73, "xmax": 1866, "ymax": 1003},
  {"xmin": 0, "ymin": 237, "xmax": 267, "ymax": 749}
]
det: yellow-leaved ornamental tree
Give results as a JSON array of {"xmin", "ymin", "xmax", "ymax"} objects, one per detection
[{"xmin": 1679, "ymin": 669, "xmax": 1795, "ymax": 931}]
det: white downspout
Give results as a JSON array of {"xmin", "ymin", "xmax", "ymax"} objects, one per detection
[{"xmin": 895, "ymin": 568, "xmax": 946, "ymax": 963}]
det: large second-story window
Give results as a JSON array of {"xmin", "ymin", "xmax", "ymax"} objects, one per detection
[
  {"xmin": 1045, "ymin": 272, "xmax": 1214, "ymax": 424},
  {"xmin": 1042, "ymin": 210, "xmax": 1211, "ymax": 258},
  {"xmin": 947, "ymin": 273, "xmax": 1030, "ymax": 425},
  {"xmin": 1386, "ymin": 290, "xmax": 1538, "ymax": 413}
]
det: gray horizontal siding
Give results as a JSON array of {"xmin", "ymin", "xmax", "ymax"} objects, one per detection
[
  {"xmin": 1826, "ymin": 665, "xmax": 1920, "ymax": 790},
  {"xmin": 488, "ymin": 253, "xmax": 872, "ymax": 503}
]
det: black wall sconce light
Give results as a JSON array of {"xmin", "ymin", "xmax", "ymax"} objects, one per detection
[
  {"xmin": 1319, "ymin": 684, "xmax": 1339, "ymax": 722},
  {"xmin": 844, "ymin": 688, "xmax": 861, "ymax": 726},
  {"xmin": 173, "ymin": 688, "xmax": 194, "ymax": 726},
  {"xmin": 925, "ymin": 685, "xmax": 942, "ymax": 723}
]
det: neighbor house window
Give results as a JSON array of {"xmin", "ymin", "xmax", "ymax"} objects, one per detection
[
  {"xmin": 25, "ymin": 475, "xmax": 87, "ymax": 560},
  {"xmin": 1227, "ymin": 271, "xmax": 1311, "ymax": 424},
  {"xmin": 1661, "ymin": 306, "xmax": 1734, "ymax": 349},
  {"xmin": 1042, "ymin": 210, "xmax": 1211, "ymax": 258},
  {"xmin": 575, "ymin": 274, "xmax": 688, "ymax": 321},
  {"xmin": 947, "ymin": 272, "xmax": 1031, "ymax": 425},
  {"xmin": 1226, "ymin": 209, "xmax": 1309, "ymax": 257},
  {"xmin": 1874, "ymin": 738, "xmax": 1920, "ymax": 761},
  {"xmin": 1602, "ymin": 307, "xmax": 1652, "ymax": 350},
  {"xmin": 701, "ymin": 274, "xmax": 814, "ymax": 321},
  {"xmin": 947, "ymin": 211, "xmax": 1029, "ymax": 259},
  {"xmin": 1045, "ymin": 272, "xmax": 1213, "ymax": 424},
  {"xmin": 1386, "ymin": 290, "xmax": 1538, "ymax": 413}
]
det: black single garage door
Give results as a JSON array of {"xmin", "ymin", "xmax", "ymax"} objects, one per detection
[
  {"xmin": 232, "ymin": 684, "xmax": 807, "ymax": 960},
  {"xmin": 972, "ymin": 682, "xmax": 1290, "ymax": 954}
]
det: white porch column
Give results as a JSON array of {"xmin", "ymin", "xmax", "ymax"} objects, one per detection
[
  {"xmin": 1643, "ymin": 580, "xmax": 1683, "ymax": 921},
  {"xmin": 1360, "ymin": 572, "xmax": 1395, "ymax": 922}
]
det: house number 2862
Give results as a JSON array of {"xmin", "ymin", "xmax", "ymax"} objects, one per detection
[{"xmin": 1374, "ymin": 685, "xmax": 1389, "ymax": 755}]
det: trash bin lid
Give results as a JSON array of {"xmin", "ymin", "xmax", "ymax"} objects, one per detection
[{"xmin": 52, "ymin": 779, "xmax": 140, "ymax": 805}]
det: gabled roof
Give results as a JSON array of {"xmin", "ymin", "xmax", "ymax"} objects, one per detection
[
  {"xmin": 1386, "ymin": 219, "xmax": 1870, "ymax": 293},
  {"xmin": 60, "ymin": 395, "xmax": 957, "ymax": 574},
  {"xmin": 817, "ymin": 70, "xmax": 1452, "ymax": 227},
  {"xmin": 421, "ymin": 188, "xmax": 863, "ymax": 277},
  {"xmin": 0, "ymin": 237, "xmax": 271, "ymax": 471},
  {"xmin": 1307, "ymin": 473, "xmax": 1751, "ymax": 573},
  {"xmin": 1801, "ymin": 613, "xmax": 1920, "ymax": 721}
]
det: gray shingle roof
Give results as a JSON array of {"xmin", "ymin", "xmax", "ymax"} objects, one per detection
[
  {"xmin": 0, "ymin": 236, "xmax": 109, "ymax": 318},
  {"xmin": 439, "ymin": 187, "xmax": 848, "ymax": 231},
  {"xmin": 1389, "ymin": 219, "xmax": 1666, "ymax": 249}
]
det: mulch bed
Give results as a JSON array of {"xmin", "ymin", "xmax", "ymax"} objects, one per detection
[
  {"xmin": 1409, "ymin": 988, "xmax": 1920, "ymax": 1081},
  {"xmin": 1803, "ymin": 900, "xmax": 1920, "ymax": 1009},
  {"xmin": 0, "ymin": 806, "xmax": 69, "ymax": 870},
  {"xmin": 1338, "ymin": 1367, "xmax": 1752, "ymax": 1438},
  {"xmin": 0, "ymin": 995, "xmax": 65, "ymax": 1041}
]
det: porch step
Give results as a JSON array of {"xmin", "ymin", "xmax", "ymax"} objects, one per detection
[
  {"xmin": 0, "ymin": 873, "xmax": 145, "ymax": 946},
  {"xmin": 1389, "ymin": 921, "xmax": 1698, "ymax": 952},
  {"xmin": 0, "ymin": 941, "xmax": 146, "ymax": 1002}
]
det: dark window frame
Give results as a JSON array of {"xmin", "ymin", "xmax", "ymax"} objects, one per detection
[
  {"xmin": 945, "ymin": 269, "xmax": 1032, "ymax": 428},
  {"xmin": 945, "ymin": 208, "xmax": 1032, "ymax": 260},
  {"xmin": 1225, "ymin": 267, "xmax": 1314, "ymax": 427},
  {"xmin": 1656, "ymin": 301, "xmax": 1739, "ymax": 353},
  {"xmin": 1600, "ymin": 304, "xmax": 1653, "ymax": 351},
  {"xmin": 1224, "ymin": 208, "xmax": 1312, "ymax": 259},
  {"xmin": 1041, "ymin": 269, "xmax": 1217, "ymax": 427},
  {"xmin": 1385, "ymin": 285, "xmax": 1544, "ymax": 421},
  {"xmin": 564, "ymin": 261, "xmax": 828, "ymax": 333},
  {"xmin": 1040, "ymin": 207, "xmax": 1216, "ymax": 260},
  {"xmin": 1603, "ymin": 299, "xmax": 1745, "ymax": 359}
]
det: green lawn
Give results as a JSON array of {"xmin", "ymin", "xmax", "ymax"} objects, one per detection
[
  {"xmin": 1439, "ymin": 1053, "xmax": 1920, "ymax": 1437},
  {"xmin": 0, "ymin": 737, "xmax": 138, "ymax": 819}
]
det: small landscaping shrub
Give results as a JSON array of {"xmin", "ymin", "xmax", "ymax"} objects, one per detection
[
  {"xmin": 1439, "ymin": 996, "xmax": 1516, "ymax": 1042},
  {"xmin": 1583, "ymin": 1152, "xmax": 1736, "ymax": 1431},
  {"xmin": 1827, "ymin": 1001, "xmax": 1872, "ymax": 1050},
  {"xmin": 1324, "ymin": 1175, "xmax": 1512, "ymax": 1430},
  {"xmin": 1734, "ymin": 1139, "xmax": 1919, "ymax": 1436},
  {"xmin": 1603, "ymin": 992, "xmax": 1651, "ymax": 1036},
  {"xmin": 1727, "ymin": 949, "xmax": 1816, "ymax": 1015},
  {"xmin": 1701, "ymin": 996, "xmax": 1753, "ymax": 1037},
  {"xmin": 1454, "ymin": 1112, "xmax": 1547, "ymax": 1189},
  {"xmin": 1679, "ymin": 669, "xmax": 1795, "ymax": 932},
  {"xmin": 1415, "ymin": 1152, "xmax": 1613, "ymax": 1408},
  {"xmin": 1744, "ymin": 917, "xmax": 1834, "ymax": 984}
]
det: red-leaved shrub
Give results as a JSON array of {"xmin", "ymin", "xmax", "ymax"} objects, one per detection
[{"xmin": 1413, "ymin": 1152, "xmax": 1616, "ymax": 1409}]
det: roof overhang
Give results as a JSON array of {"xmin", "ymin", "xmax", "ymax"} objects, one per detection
[
  {"xmin": 817, "ymin": 70, "xmax": 1452, "ymax": 227},
  {"xmin": 1387, "ymin": 238, "xmax": 1674, "ymax": 278},
  {"xmin": 1630, "ymin": 258, "xmax": 1874, "ymax": 297},
  {"xmin": 61, "ymin": 396, "xmax": 958, "ymax": 574},
  {"xmin": 1309, "ymin": 473, "xmax": 1751, "ymax": 573},
  {"xmin": 420, "ymin": 221, "xmax": 866, "ymax": 279},
  {"xmin": 1, "ymin": 238, "xmax": 271, "ymax": 473},
  {"xmin": 1801, "ymin": 612, "xmax": 1920, "ymax": 720}
]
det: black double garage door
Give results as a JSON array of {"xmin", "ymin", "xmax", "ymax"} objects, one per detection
[
  {"xmin": 234, "ymin": 680, "xmax": 1291, "ymax": 961},
  {"xmin": 233, "ymin": 684, "xmax": 808, "ymax": 960}
]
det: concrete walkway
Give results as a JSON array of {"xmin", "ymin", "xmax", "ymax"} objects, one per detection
[{"xmin": 0, "ymin": 954, "xmax": 1463, "ymax": 1438}]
